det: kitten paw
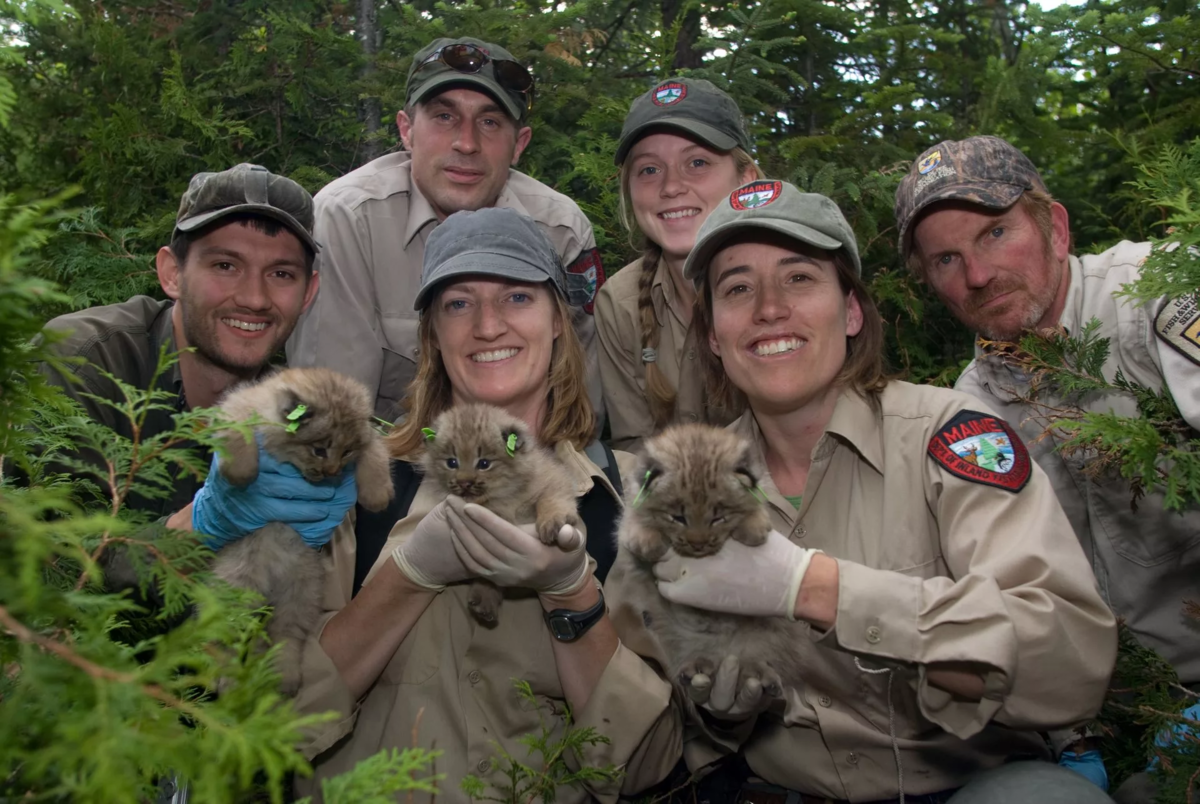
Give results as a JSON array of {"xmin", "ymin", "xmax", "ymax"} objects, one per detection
[
  {"xmin": 536, "ymin": 511, "xmax": 580, "ymax": 546},
  {"xmin": 677, "ymin": 655, "xmax": 717, "ymax": 689},
  {"xmin": 468, "ymin": 580, "xmax": 503, "ymax": 628},
  {"xmin": 741, "ymin": 660, "xmax": 785, "ymax": 700}
]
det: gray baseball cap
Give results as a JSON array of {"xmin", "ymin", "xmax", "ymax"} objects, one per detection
[
  {"xmin": 615, "ymin": 77, "xmax": 752, "ymax": 165},
  {"xmin": 894, "ymin": 135, "xmax": 1048, "ymax": 256},
  {"xmin": 414, "ymin": 207, "xmax": 567, "ymax": 310},
  {"xmin": 406, "ymin": 37, "xmax": 532, "ymax": 122},
  {"xmin": 684, "ymin": 180, "xmax": 861, "ymax": 284},
  {"xmin": 174, "ymin": 163, "xmax": 318, "ymax": 253}
]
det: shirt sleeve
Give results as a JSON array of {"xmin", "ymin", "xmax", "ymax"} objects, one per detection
[
  {"xmin": 286, "ymin": 193, "xmax": 384, "ymax": 404},
  {"xmin": 830, "ymin": 411, "xmax": 1117, "ymax": 739},
  {"xmin": 594, "ymin": 281, "xmax": 655, "ymax": 453}
]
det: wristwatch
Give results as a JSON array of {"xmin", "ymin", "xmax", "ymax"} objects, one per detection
[{"xmin": 544, "ymin": 588, "xmax": 606, "ymax": 642}]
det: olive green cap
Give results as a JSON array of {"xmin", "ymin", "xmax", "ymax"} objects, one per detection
[
  {"xmin": 684, "ymin": 180, "xmax": 861, "ymax": 284},
  {"xmin": 614, "ymin": 77, "xmax": 751, "ymax": 165},
  {"xmin": 174, "ymin": 163, "xmax": 317, "ymax": 253},
  {"xmin": 894, "ymin": 135, "xmax": 1048, "ymax": 256},
  {"xmin": 405, "ymin": 37, "xmax": 528, "ymax": 122}
]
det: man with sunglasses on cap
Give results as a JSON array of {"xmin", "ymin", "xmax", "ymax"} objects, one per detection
[
  {"xmin": 38, "ymin": 164, "xmax": 357, "ymax": 569},
  {"xmin": 897, "ymin": 135, "xmax": 1200, "ymax": 801},
  {"xmin": 287, "ymin": 37, "xmax": 606, "ymax": 426}
]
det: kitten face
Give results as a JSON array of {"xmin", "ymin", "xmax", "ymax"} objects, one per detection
[
  {"xmin": 420, "ymin": 403, "xmax": 532, "ymax": 506},
  {"xmin": 256, "ymin": 368, "xmax": 376, "ymax": 482},
  {"xmin": 634, "ymin": 425, "xmax": 764, "ymax": 558}
]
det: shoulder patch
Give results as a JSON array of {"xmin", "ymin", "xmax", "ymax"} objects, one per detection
[
  {"xmin": 1154, "ymin": 295, "xmax": 1200, "ymax": 366},
  {"xmin": 564, "ymin": 248, "xmax": 605, "ymax": 314},
  {"xmin": 927, "ymin": 409, "xmax": 1030, "ymax": 493}
]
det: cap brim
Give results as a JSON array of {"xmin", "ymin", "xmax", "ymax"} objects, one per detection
[
  {"xmin": 615, "ymin": 118, "xmax": 741, "ymax": 164},
  {"xmin": 684, "ymin": 219, "xmax": 844, "ymax": 285},
  {"xmin": 900, "ymin": 181, "xmax": 1026, "ymax": 255},
  {"xmin": 413, "ymin": 253, "xmax": 561, "ymax": 311},
  {"xmin": 175, "ymin": 204, "xmax": 320, "ymax": 254},
  {"xmin": 411, "ymin": 73, "xmax": 524, "ymax": 121}
]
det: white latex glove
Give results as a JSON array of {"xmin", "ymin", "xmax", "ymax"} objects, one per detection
[
  {"xmin": 391, "ymin": 500, "xmax": 474, "ymax": 591},
  {"xmin": 446, "ymin": 497, "xmax": 589, "ymax": 595},
  {"xmin": 653, "ymin": 529, "xmax": 821, "ymax": 620},
  {"xmin": 688, "ymin": 654, "xmax": 780, "ymax": 721}
]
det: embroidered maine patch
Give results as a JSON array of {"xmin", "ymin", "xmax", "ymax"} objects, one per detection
[
  {"xmin": 928, "ymin": 410, "xmax": 1030, "ymax": 493},
  {"xmin": 652, "ymin": 82, "xmax": 687, "ymax": 105},
  {"xmin": 730, "ymin": 180, "xmax": 783, "ymax": 211},
  {"xmin": 1154, "ymin": 295, "xmax": 1200, "ymax": 366},
  {"xmin": 564, "ymin": 247, "xmax": 605, "ymax": 314}
]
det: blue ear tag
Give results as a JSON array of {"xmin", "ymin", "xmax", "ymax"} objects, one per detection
[
  {"xmin": 631, "ymin": 470, "xmax": 653, "ymax": 508},
  {"xmin": 285, "ymin": 403, "xmax": 307, "ymax": 433},
  {"xmin": 506, "ymin": 433, "xmax": 518, "ymax": 457},
  {"xmin": 421, "ymin": 427, "xmax": 436, "ymax": 441}
]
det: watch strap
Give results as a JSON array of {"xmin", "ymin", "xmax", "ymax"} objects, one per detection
[{"xmin": 544, "ymin": 587, "xmax": 606, "ymax": 642}]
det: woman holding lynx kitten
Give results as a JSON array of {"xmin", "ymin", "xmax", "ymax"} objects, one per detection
[
  {"xmin": 606, "ymin": 180, "xmax": 1118, "ymax": 803},
  {"xmin": 290, "ymin": 207, "xmax": 679, "ymax": 803}
]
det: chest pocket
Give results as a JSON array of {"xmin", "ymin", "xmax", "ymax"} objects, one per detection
[
  {"xmin": 1083, "ymin": 464, "xmax": 1200, "ymax": 566},
  {"xmin": 378, "ymin": 317, "xmax": 421, "ymax": 411}
]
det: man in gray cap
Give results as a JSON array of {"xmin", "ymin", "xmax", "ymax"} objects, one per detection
[
  {"xmin": 897, "ymin": 135, "xmax": 1200, "ymax": 796},
  {"xmin": 39, "ymin": 163, "xmax": 355, "ymax": 549},
  {"xmin": 287, "ymin": 36, "xmax": 606, "ymax": 426}
]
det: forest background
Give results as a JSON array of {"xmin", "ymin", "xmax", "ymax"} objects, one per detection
[{"xmin": 0, "ymin": 0, "xmax": 1198, "ymax": 801}]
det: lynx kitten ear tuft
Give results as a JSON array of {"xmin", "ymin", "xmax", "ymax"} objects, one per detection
[{"xmin": 504, "ymin": 431, "xmax": 521, "ymax": 457}]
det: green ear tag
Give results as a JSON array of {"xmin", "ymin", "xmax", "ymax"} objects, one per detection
[
  {"xmin": 285, "ymin": 403, "xmax": 307, "ymax": 433},
  {"xmin": 506, "ymin": 433, "xmax": 518, "ymax": 457},
  {"xmin": 750, "ymin": 485, "xmax": 768, "ymax": 503},
  {"xmin": 421, "ymin": 427, "xmax": 436, "ymax": 441},
  {"xmin": 631, "ymin": 470, "xmax": 653, "ymax": 508}
]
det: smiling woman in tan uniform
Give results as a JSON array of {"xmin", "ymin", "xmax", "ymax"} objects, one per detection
[
  {"xmin": 606, "ymin": 180, "xmax": 1119, "ymax": 803},
  {"xmin": 595, "ymin": 78, "xmax": 762, "ymax": 452},
  {"xmin": 291, "ymin": 208, "xmax": 679, "ymax": 803}
]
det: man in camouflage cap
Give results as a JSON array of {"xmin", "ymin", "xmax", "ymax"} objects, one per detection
[
  {"xmin": 39, "ymin": 163, "xmax": 355, "ymax": 557},
  {"xmin": 897, "ymin": 135, "xmax": 1200, "ymax": 797},
  {"xmin": 288, "ymin": 35, "xmax": 607, "ymax": 427}
]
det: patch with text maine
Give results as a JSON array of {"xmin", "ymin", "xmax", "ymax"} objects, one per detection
[{"xmin": 927, "ymin": 410, "xmax": 1030, "ymax": 492}]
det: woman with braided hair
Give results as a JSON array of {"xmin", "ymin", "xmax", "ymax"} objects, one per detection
[{"xmin": 594, "ymin": 77, "xmax": 762, "ymax": 451}]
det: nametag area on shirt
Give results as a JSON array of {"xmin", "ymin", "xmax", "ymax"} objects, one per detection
[
  {"xmin": 927, "ymin": 410, "xmax": 1031, "ymax": 492},
  {"xmin": 1155, "ymin": 295, "xmax": 1200, "ymax": 366}
]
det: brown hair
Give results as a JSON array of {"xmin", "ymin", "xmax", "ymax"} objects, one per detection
[
  {"xmin": 692, "ymin": 245, "xmax": 889, "ymax": 418},
  {"xmin": 617, "ymin": 146, "xmax": 764, "ymax": 426},
  {"xmin": 387, "ymin": 292, "xmax": 595, "ymax": 458},
  {"xmin": 905, "ymin": 189, "xmax": 1061, "ymax": 281}
]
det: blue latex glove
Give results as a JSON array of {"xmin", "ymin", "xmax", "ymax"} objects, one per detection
[
  {"xmin": 192, "ymin": 445, "xmax": 357, "ymax": 550},
  {"xmin": 1059, "ymin": 750, "xmax": 1109, "ymax": 792},
  {"xmin": 1147, "ymin": 702, "xmax": 1200, "ymax": 771}
]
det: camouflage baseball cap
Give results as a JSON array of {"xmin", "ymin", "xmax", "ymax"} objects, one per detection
[
  {"xmin": 406, "ymin": 37, "xmax": 531, "ymax": 122},
  {"xmin": 614, "ymin": 77, "xmax": 752, "ymax": 165},
  {"xmin": 684, "ymin": 180, "xmax": 861, "ymax": 284},
  {"xmin": 174, "ymin": 163, "xmax": 317, "ymax": 253},
  {"xmin": 414, "ymin": 207, "xmax": 566, "ymax": 311},
  {"xmin": 894, "ymin": 135, "xmax": 1048, "ymax": 256}
]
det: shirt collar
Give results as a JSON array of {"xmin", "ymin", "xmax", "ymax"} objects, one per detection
[
  {"xmin": 553, "ymin": 440, "xmax": 606, "ymax": 499},
  {"xmin": 403, "ymin": 168, "xmax": 528, "ymax": 248}
]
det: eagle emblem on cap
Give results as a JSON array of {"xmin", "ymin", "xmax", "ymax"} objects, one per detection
[
  {"xmin": 652, "ymin": 82, "xmax": 687, "ymax": 105},
  {"xmin": 918, "ymin": 150, "xmax": 942, "ymax": 175},
  {"xmin": 730, "ymin": 181, "xmax": 783, "ymax": 211}
]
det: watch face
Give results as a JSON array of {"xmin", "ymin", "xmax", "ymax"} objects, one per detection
[{"xmin": 548, "ymin": 616, "xmax": 577, "ymax": 641}]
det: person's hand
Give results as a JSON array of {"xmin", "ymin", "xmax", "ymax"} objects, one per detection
[
  {"xmin": 1059, "ymin": 750, "xmax": 1109, "ymax": 792},
  {"xmin": 685, "ymin": 654, "xmax": 781, "ymax": 722},
  {"xmin": 192, "ymin": 446, "xmax": 357, "ymax": 550},
  {"xmin": 446, "ymin": 497, "xmax": 589, "ymax": 595},
  {"xmin": 653, "ymin": 529, "xmax": 821, "ymax": 620},
  {"xmin": 390, "ymin": 500, "xmax": 475, "ymax": 591}
]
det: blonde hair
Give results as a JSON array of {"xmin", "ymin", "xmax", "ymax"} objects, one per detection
[
  {"xmin": 692, "ymin": 245, "xmax": 889, "ymax": 419},
  {"xmin": 617, "ymin": 146, "xmax": 764, "ymax": 427},
  {"xmin": 387, "ymin": 292, "xmax": 595, "ymax": 458}
]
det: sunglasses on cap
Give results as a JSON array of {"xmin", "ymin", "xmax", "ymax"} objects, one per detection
[{"xmin": 419, "ymin": 43, "xmax": 535, "ymax": 112}]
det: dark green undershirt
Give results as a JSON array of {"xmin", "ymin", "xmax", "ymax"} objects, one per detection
[{"xmin": 784, "ymin": 494, "xmax": 803, "ymax": 510}]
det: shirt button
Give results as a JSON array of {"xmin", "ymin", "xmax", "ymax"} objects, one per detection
[
  {"xmin": 685, "ymin": 413, "xmax": 699, "ymax": 423},
  {"xmin": 468, "ymin": 670, "xmax": 482, "ymax": 685},
  {"xmin": 411, "ymin": 346, "xmax": 420, "ymax": 357},
  {"xmin": 866, "ymin": 626, "xmax": 882, "ymax": 644},
  {"xmin": 686, "ymin": 349, "xmax": 696, "ymax": 360},
  {"xmin": 818, "ymin": 695, "xmax": 832, "ymax": 707},
  {"xmin": 795, "ymin": 526, "xmax": 807, "ymax": 538},
  {"xmin": 847, "ymin": 752, "xmax": 859, "ymax": 765},
  {"xmin": 476, "ymin": 758, "xmax": 490, "ymax": 774}
]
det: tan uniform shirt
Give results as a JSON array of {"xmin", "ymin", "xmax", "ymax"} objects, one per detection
[
  {"xmin": 607, "ymin": 382, "xmax": 1116, "ymax": 802},
  {"xmin": 286, "ymin": 153, "xmax": 605, "ymax": 425},
  {"xmin": 955, "ymin": 240, "xmax": 1200, "ymax": 684},
  {"xmin": 595, "ymin": 257, "xmax": 720, "ymax": 452},
  {"xmin": 292, "ymin": 443, "xmax": 681, "ymax": 803}
]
